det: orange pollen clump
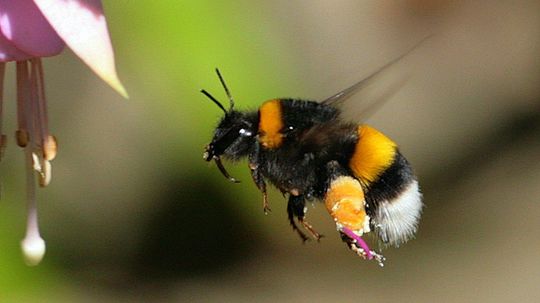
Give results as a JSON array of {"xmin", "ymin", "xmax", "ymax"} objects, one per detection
[{"xmin": 324, "ymin": 176, "xmax": 370, "ymax": 233}]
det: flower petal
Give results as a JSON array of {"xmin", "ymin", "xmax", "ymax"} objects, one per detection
[
  {"xmin": 0, "ymin": 31, "xmax": 33, "ymax": 62},
  {"xmin": 0, "ymin": 0, "xmax": 65, "ymax": 57},
  {"xmin": 33, "ymin": 0, "xmax": 128, "ymax": 98}
]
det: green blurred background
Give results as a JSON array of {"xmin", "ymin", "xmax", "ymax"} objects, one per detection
[{"xmin": 1, "ymin": 1, "xmax": 540, "ymax": 302}]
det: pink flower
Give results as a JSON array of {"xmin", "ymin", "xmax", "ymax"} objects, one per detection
[{"xmin": 0, "ymin": 0, "xmax": 127, "ymax": 265}]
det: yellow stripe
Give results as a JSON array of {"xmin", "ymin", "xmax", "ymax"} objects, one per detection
[
  {"xmin": 324, "ymin": 176, "xmax": 369, "ymax": 233},
  {"xmin": 349, "ymin": 125, "xmax": 397, "ymax": 184},
  {"xmin": 258, "ymin": 99, "xmax": 284, "ymax": 149}
]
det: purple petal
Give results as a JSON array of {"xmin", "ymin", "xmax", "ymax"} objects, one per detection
[
  {"xmin": 33, "ymin": 0, "xmax": 128, "ymax": 98},
  {"xmin": 0, "ymin": 0, "xmax": 65, "ymax": 57},
  {"xmin": 0, "ymin": 31, "xmax": 33, "ymax": 62}
]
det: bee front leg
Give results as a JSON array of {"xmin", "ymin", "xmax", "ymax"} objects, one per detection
[{"xmin": 288, "ymin": 194, "xmax": 323, "ymax": 242}]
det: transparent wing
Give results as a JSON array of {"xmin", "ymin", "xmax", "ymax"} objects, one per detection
[{"xmin": 321, "ymin": 36, "xmax": 431, "ymax": 122}]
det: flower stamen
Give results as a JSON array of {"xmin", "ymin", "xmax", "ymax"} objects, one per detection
[
  {"xmin": 15, "ymin": 58, "xmax": 56, "ymax": 265},
  {"xmin": 21, "ymin": 145, "xmax": 46, "ymax": 266},
  {"xmin": 43, "ymin": 136, "xmax": 57, "ymax": 162},
  {"xmin": 0, "ymin": 63, "xmax": 6, "ymax": 161},
  {"xmin": 16, "ymin": 62, "xmax": 29, "ymax": 148},
  {"xmin": 19, "ymin": 59, "xmax": 46, "ymax": 265},
  {"xmin": 32, "ymin": 59, "xmax": 57, "ymax": 161}
]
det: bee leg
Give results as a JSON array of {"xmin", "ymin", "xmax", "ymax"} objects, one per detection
[
  {"xmin": 340, "ymin": 229, "xmax": 386, "ymax": 266},
  {"xmin": 288, "ymin": 195, "xmax": 323, "ymax": 241},
  {"xmin": 299, "ymin": 218, "xmax": 323, "ymax": 242},
  {"xmin": 261, "ymin": 186, "xmax": 270, "ymax": 215},
  {"xmin": 287, "ymin": 195, "xmax": 309, "ymax": 242},
  {"xmin": 248, "ymin": 161, "xmax": 270, "ymax": 214}
]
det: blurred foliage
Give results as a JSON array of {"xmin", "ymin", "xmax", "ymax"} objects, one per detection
[{"xmin": 0, "ymin": 1, "xmax": 303, "ymax": 300}]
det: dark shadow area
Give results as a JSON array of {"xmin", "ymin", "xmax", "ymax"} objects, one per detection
[
  {"xmin": 131, "ymin": 173, "xmax": 260, "ymax": 282},
  {"xmin": 46, "ymin": 172, "xmax": 262, "ymax": 291}
]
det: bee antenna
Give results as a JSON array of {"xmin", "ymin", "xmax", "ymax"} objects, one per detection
[
  {"xmin": 200, "ymin": 89, "xmax": 228, "ymax": 115},
  {"xmin": 215, "ymin": 68, "xmax": 235, "ymax": 110}
]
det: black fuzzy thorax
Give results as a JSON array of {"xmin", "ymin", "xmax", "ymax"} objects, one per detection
[{"xmin": 257, "ymin": 99, "xmax": 358, "ymax": 199}]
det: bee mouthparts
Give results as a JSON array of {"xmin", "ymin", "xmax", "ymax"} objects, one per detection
[{"xmin": 203, "ymin": 145, "xmax": 213, "ymax": 161}]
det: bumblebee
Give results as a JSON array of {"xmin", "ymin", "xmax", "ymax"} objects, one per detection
[{"xmin": 202, "ymin": 54, "xmax": 423, "ymax": 265}]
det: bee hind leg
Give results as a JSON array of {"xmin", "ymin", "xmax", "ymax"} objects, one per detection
[
  {"xmin": 288, "ymin": 194, "xmax": 323, "ymax": 242},
  {"xmin": 340, "ymin": 227, "xmax": 386, "ymax": 266},
  {"xmin": 287, "ymin": 199, "xmax": 309, "ymax": 243},
  {"xmin": 299, "ymin": 218, "xmax": 324, "ymax": 242}
]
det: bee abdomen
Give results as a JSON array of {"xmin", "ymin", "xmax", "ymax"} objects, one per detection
[
  {"xmin": 348, "ymin": 125, "xmax": 423, "ymax": 246},
  {"xmin": 374, "ymin": 179, "xmax": 422, "ymax": 246},
  {"xmin": 349, "ymin": 125, "xmax": 397, "ymax": 184}
]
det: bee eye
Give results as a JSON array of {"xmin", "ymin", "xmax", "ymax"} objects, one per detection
[{"xmin": 239, "ymin": 128, "xmax": 252, "ymax": 137}]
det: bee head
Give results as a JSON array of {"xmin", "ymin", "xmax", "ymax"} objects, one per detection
[
  {"xmin": 201, "ymin": 69, "xmax": 256, "ymax": 183},
  {"xmin": 204, "ymin": 110, "xmax": 255, "ymax": 161}
]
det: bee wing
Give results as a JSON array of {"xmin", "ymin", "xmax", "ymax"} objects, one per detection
[
  {"xmin": 322, "ymin": 72, "xmax": 409, "ymax": 123},
  {"xmin": 321, "ymin": 36, "xmax": 430, "ymax": 121},
  {"xmin": 321, "ymin": 52, "xmax": 409, "ymax": 107}
]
